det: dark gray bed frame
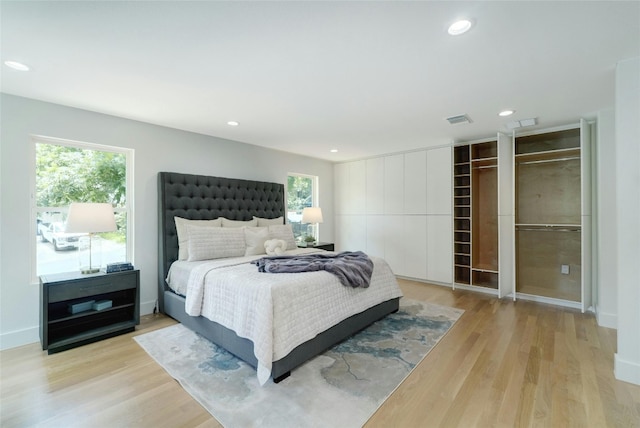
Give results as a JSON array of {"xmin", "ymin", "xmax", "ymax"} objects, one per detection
[{"xmin": 158, "ymin": 171, "xmax": 399, "ymax": 382}]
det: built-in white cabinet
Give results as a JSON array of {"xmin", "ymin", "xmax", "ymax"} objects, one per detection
[
  {"xmin": 335, "ymin": 146, "xmax": 453, "ymax": 285},
  {"xmin": 365, "ymin": 157, "xmax": 384, "ymax": 215},
  {"xmin": 427, "ymin": 215, "xmax": 453, "ymax": 283},
  {"xmin": 404, "ymin": 151, "xmax": 427, "ymax": 214},
  {"xmin": 384, "ymin": 155, "xmax": 404, "ymax": 215},
  {"xmin": 426, "ymin": 147, "xmax": 452, "ymax": 215}
]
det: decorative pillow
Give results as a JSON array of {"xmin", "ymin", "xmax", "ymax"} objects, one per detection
[
  {"xmin": 174, "ymin": 216, "xmax": 222, "ymax": 260},
  {"xmin": 253, "ymin": 216, "xmax": 284, "ymax": 227},
  {"xmin": 264, "ymin": 239, "xmax": 287, "ymax": 256},
  {"xmin": 221, "ymin": 217, "xmax": 258, "ymax": 228},
  {"xmin": 244, "ymin": 227, "xmax": 269, "ymax": 256},
  {"xmin": 186, "ymin": 225, "xmax": 246, "ymax": 261},
  {"xmin": 268, "ymin": 224, "xmax": 297, "ymax": 250}
]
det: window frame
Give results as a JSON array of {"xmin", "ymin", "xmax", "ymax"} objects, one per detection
[{"xmin": 30, "ymin": 135, "xmax": 134, "ymax": 283}]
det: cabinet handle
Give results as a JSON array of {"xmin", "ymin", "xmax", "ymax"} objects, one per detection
[{"xmin": 80, "ymin": 284, "xmax": 110, "ymax": 291}]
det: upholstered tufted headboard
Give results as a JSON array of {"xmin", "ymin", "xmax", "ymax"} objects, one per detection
[{"xmin": 157, "ymin": 172, "xmax": 285, "ymax": 309}]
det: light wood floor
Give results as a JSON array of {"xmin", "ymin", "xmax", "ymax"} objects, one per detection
[{"xmin": 2, "ymin": 279, "xmax": 639, "ymax": 427}]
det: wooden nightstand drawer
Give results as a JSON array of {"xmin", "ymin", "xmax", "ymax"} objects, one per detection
[{"xmin": 48, "ymin": 272, "xmax": 137, "ymax": 303}]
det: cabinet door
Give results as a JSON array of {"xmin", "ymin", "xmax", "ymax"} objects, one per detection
[
  {"xmin": 366, "ymin": 157, "xmax": 385, "ymax": 215},
  {"xmin": 366, "ymin": 215, "xmax": 386, "ymax": 259},
  {"xmin": 383, "ymin": 215, "xmax": 405, "ymax": 275},
  {"xmin": 384, "ymin": 155, "xmax": 404, "ymax": 215},
  {"xmin": 403, "ymin": 215, "xmax": 427, "ymax": 279},
  {"xmin": 338, "ymin": 215, "xmax": 366, "ymax": 252},
  {"xmin": 427, "ymin": 215, "xmax": 453, "ymax": 284},
  {"xmin": 350, "ymin": 161, "xmax": 366, "ymax": 215},
  {"xmin": 404, "ymin": 151, "xmax": 427, "ymax": 214},
  {"xmin": 334, "ymin": 163, "xmax": 349, "ymax": 216},
  {"xmin": 426, "ymin": 147, "xmax": 452, "ymax": 215}
]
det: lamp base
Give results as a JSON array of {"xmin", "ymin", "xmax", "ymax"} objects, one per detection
[{"xmin": 80, "ymin": 267, "xmax": 100, "ymax": 274}]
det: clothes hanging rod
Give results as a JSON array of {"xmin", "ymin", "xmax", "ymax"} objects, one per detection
[
  {"xmin": 517, "ymin": 156, "xmax": 580, "ymax": 166},
  {"xmin": 516, "ymin": 227, "xmax": 581, "ymax": 232},
  {"xmin": 473, "ymin": 165, "xmax": 498, "ymax": 170}
]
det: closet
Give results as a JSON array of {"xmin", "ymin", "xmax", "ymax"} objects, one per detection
[
  {"xmin": 453, "ymin": 141, "xmax": 499, "ymax": 290},
  {"xmin": 452, "ymin": 121, "xmax": 592, "ymax": 311},
  {"xmin": 514, "ymin": 122, "xmax": 592, "ymax": 310}
]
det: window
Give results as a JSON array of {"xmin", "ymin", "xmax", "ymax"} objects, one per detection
[
  {"xmin": 287, "ymin": 173, "xmax": 318, "ymax": 241},
  {"xmin": 32, "ymin": 136, "xmax": 133, "ymax": 279}
]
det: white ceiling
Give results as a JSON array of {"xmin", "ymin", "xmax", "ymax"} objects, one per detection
[{"xmin": 1, "ymin": 1, "xmax": 639, "ymax": 162}]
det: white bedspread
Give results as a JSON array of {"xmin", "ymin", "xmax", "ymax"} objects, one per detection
[{"xmin": 166, "ymin": 249, "xmax": 403, "ymax": 385}]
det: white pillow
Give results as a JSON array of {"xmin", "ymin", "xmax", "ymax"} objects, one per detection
[
  {"xmin": 186, "ymin": 225, "xmax": 246, "ymax": 261},
  {"xmin": 244, "ymin": 227, "xmax": 269, "ymax": 256},
  {"xmin": 174, "ymin": 216, "xmax": 222, "ymax": 261},
  {"xmin": 253, "ymin": 216, "xmax": 284, "ymax": 227},
  {"xmin": 222, "ymin": 217, "xmax": 258, "ymax": 228},
  {"xmin": 268, "ymin": 224, "xmax": 297, "ymax": 250}
]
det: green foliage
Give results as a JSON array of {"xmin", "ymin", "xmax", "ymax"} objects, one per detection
[
  {"xmin": 287, "ymin": 175, "xmax": 312, "ymax": 211},
  {"xmin": 36, "ymin": 143, "xmax": 128, "ymax": 237},
  {"xmin": 36, "ymin": 143, "xmax": 126, "ymax": 208}
]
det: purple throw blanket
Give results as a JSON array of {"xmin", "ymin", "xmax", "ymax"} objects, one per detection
[{"xmin": 252, "ymin": 251, "xmax": 374, "ymax": 288}]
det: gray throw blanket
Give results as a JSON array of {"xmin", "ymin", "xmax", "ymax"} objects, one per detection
[{"xmin": 252, "ymin": 251, "xmax": 374, "ymax": 288}]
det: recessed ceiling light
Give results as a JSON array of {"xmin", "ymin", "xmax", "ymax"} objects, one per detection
[
  {"xmin": 448, "ymin": 19, "xmax": 472, "ymax": 36},
  {"xmin": 499, "ymin": 110, "xmax": 515, "ymax": 117},
  {"xmin": 4, "ymin": 60, "xmax": 30, "ymax": 71},
  {"xmin": 330, "ymin": 149, "xmax": 338, "ymax": 153},
  {"xmin": 227, "ymin": 121, "xmax": 239, "ymax": 126}
]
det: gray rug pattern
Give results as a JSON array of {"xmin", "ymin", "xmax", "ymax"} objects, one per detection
[{"xmin": 135, "ymin": 298, "xmax": 463, "ymax": 427}]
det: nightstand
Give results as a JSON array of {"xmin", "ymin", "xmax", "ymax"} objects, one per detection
[
  {"xmin": 298, "ymin": 242, "xmax": 335, "ymax": 251},
  {"xmin": 40, "ymin": 269, "xmax": 140, "ymax": 354}
]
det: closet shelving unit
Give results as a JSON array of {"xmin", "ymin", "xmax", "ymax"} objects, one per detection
[
  {"xmin": 514, "ymin": 127, "xmax": 586, "ymax": 305},
  {"xmin": 453, "ymin": 145, "xmax": 471, "ymax": 285},
  {"xmin": 451, "ymin": 121, "xmax": 591, "ymax": 311},
  {"xmin": 453, "ymin": 141, "xmax": 499, "ymax": 290}
]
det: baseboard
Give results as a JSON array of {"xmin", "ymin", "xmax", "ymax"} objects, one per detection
[
  {"xmin": 140, "ymin": 299, "xmax": 157, "ymax": 315},
  {"xmin": 596, "ymin": 306, "xmax": 617, "ymax": 329},
  {"xmin": 615, "ymin": 354, "xmax": 640, "ymax": 386},
  {"xmin": 0, "ymin": 325, "xmax": 39, "ymax": 351}
]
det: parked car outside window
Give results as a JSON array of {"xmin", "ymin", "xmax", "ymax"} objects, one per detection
[{"xmin": 40, "ymin": 222, "xmax": 85, "ymax": 251}]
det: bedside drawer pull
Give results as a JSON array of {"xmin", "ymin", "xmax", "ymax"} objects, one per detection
[{"xmin": 80, "ymin": 284, "xmax": 110, "ymax": 291}]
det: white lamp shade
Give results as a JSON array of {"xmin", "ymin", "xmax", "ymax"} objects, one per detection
[
  {"xmin": 65, "ymin": 203, "xmax": 117, "ymax": 233},
  {"xmin": 302, "ymin": 207, "xmax": 323, "ymax": 224}
]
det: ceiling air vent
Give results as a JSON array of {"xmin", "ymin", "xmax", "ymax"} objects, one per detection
[
  {"xmin": 506, "ymin": 117, "xmax": 537, "ymax": 130},
  {"xmin": 446, "ymin": 114, "xmax": 472, "ymax": 125}
]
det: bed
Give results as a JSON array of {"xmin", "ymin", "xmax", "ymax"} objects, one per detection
[{"xmin": 158, "ymin": 171, "xmax": 402, "ymax": 383}]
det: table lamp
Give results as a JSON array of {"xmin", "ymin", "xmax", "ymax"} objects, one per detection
[
  {"xmin": 302, "ymin": 207, "xmax": 323, "ymax": 244},
  {"xmin": 65, "ymin": 202, "xmax": 117, "ymax": 274}
]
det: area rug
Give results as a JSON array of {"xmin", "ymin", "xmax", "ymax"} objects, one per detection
[{"xmin": 134, "ymin": 298, "xmax": 463, "ymax": 427}]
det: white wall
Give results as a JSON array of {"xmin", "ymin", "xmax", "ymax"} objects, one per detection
[
  {"xmin": 0, "ymin": 94, "xmax": 334, "ymax": 350},
  {"xmin": 614, "ymin": 57, "xmax": 640, "ymax": 385}
]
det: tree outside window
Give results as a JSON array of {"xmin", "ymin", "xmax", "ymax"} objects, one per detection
[
  {"xmin": 287, "ymin": 174, "xmax": 317, "ymax": 241},
  {"xmin": 34, "ymin": 139, "xmax": 131, "ymax": 277}
]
